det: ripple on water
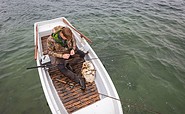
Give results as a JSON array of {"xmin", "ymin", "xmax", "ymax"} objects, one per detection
[{"xmin": 0, "ymin": 0, "xmax": 185, "ymax": 114}]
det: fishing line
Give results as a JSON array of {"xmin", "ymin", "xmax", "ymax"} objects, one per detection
[
  {"xmin": 26, "ymin": 53, "xmax": 124, "ymax": 69},
  {"xmin": 26, "ymin": 60, "xmax": 161, "ymax": 114},
  {"xmin": 98, "ymin": 92, "xmax": 161, "ymax": 114}
]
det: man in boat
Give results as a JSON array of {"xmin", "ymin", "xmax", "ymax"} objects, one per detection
[{"xmin": 46, "ymin": 26, "xmax": 86, "ymax": 90}]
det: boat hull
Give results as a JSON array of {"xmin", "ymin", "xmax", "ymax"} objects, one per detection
[{"xmin": 34, "ymin": 17, "xmax": 123, "ymax": 114}]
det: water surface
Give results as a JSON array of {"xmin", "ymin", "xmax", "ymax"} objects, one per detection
[{"xmin": 0, "ymin": 0, "xmax": 185, "ymax": 114}]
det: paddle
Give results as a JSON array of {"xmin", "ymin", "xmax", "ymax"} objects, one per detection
[
  {"xmin": 34, "ymin": 25, "xmax": 38, "ymax": 60},
  {"xmin": 62, "ymin": 18, "xmax": 93, "ymax": 44}
]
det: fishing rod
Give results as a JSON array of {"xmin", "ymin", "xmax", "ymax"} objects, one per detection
[
  {"xmin": 87, "ymin": 53, "xmax": 127, "ymax": 61},
  {"xmin": 26, "ymin": 62, "xmax": 161, "ymax": 114},
  {"xmin": 98, "ymin": 93, "xmax": 161, "ymax": 114},
  {"xmin": 26, "ymin": 53, "xmax": 124, "ymax": 70},
  {"xmin": 26, "ymin": 64, "xmax": 58, "ymax": 70},
  {"xmin": 26, "ymin": 65, "xmax": 48, "ymax": 69}
]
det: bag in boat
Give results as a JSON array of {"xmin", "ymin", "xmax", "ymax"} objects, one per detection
[{"xmin": 81, "ymin": 61, "xmax": 95, "ymax": 83}]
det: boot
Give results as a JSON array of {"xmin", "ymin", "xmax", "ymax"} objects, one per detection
[{"xmin": 79, "ymin": 78, "xmax": 86, "ymax": 90}]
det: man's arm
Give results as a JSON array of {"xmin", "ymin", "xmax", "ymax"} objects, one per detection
[
  {"xmin": 47, "ymin": 36, "xmax": 63, "ymax": 58},
  {"xmin": 72, "ymin": 35, "xmax": 77, "ymax": 50}
]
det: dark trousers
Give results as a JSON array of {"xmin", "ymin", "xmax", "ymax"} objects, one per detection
[{"xmin": 57, "ymin": 50, "xmax": 85, "ymax": 83}]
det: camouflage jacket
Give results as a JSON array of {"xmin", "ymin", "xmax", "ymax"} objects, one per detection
[{"xmin": 47, "ymin": 26, "xmax": 77, "ymax": 64}]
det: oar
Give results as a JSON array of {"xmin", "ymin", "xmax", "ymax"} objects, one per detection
[
  {"xmin": 34, "ymin": 24, "xmax": 39, "ymax": 60},
  {"xmin": 62, "ymin": 18, "xmax": 93, "ymax": 44}
]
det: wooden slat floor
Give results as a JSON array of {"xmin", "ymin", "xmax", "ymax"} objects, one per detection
[{"xmin": 41, "ymin": 36, "xmax": 100, "ymax": 113}]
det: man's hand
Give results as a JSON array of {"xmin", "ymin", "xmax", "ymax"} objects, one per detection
[
  {"xmin": 52, "ymin": 28, "xmax": 56, "ymax": 33},
  {"xmin": 70, "ymin": 49, "xmax": 75, "ymax": 55},
  {"xmin": 43, "ymin": 50, "xmax": 48, "ymax": 55},
  {"xmin": 63, "ymin": 54, "xmax": 70, "ymax": 59}
]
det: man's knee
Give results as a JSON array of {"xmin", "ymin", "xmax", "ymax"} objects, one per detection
[
  {"xmin": 77, "ymin": 50, "xmax": 85, "ymax": 58},
  {"xmin": 57, "ymin": 64, "xmax": 66, "ymax": 72}
]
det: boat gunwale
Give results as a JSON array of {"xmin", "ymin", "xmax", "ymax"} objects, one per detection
[{"xmin": 34, "ymin": 17, "xmax": 123, "ymax": 114}]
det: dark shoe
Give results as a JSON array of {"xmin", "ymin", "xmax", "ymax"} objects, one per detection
[
  {"xmin": 85, "ymin": 51, "xmax": 89, "ymax": 55},
  {"xmin": 79, "ymin": 78, "xmax": 86, "ymax": 90}
]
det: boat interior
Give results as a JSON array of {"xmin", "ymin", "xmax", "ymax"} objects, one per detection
[{"xmin": 41, "ymin": 35, "xmax": 100, "ymax": 113}]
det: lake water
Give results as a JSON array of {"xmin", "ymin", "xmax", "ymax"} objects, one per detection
[{"xmin": 0, "ymin": 0, "xmax": 185, "ymax": 114}]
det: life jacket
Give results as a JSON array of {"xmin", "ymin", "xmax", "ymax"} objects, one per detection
[{"xmin": 51, "ymin": 31, "xmax": 68, "ymax": 48}]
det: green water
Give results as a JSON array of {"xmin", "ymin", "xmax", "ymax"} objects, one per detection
[{"xmin": 1, "ymin": 0, "xmax": 185, "ymax": 114}]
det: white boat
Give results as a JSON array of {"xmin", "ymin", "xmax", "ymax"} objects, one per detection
[{"xmin": 34, "ymin": 17, "xmax": 123, "ymax": 114}]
